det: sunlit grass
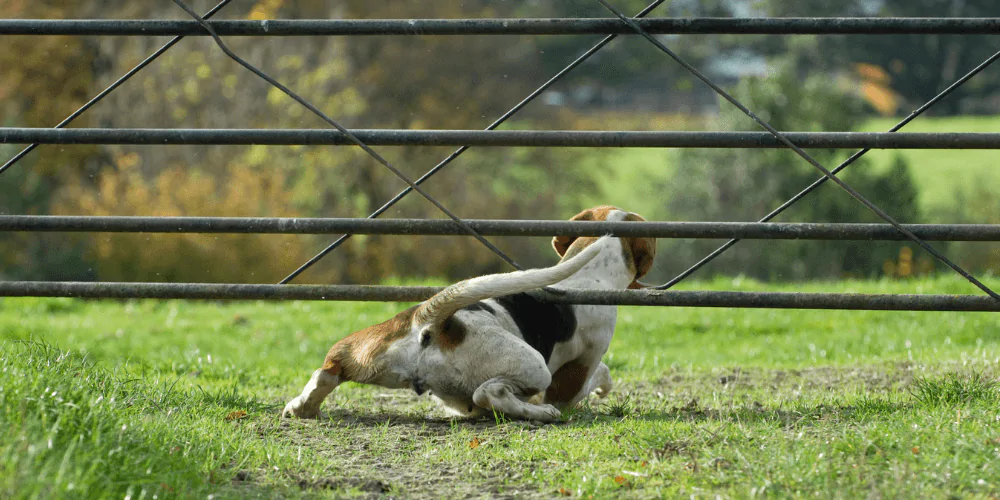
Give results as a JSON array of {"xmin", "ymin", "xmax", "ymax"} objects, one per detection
[
  {"xmin": 911, "ymin": 371, "xmax": 1000, "ymax": 407},
  {"xmin": 3, "ymin": 275, "xmax": 1000, "ymax": 497}
]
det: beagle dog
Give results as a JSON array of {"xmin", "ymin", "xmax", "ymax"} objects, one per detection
[{"xmin": 282, "ymin": 206, "xmax": 655, "ymax": 422}]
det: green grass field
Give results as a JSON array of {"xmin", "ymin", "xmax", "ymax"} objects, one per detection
[
  {"xmin": 859, "ymin": 116, "xmax": 1000, "ymax": 213},
  {"xmin": 586, "ymin": 115, "xmax": 1000, "ymax": 222},
  {"xmin": 4, "ymin": 276, "xmax": 1000, "ymax": 498}
]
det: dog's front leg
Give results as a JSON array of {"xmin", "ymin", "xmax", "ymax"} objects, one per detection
[
  {"xmin": 282, "ymin": 368, "xmax": 341, "ymax": 419},
  {"xmin": 473, "ymin": 377, "xmax": 561, "ymax": 422},
  {"xmin": 283, "ymin": 305, "xmax": 420, "ymax": 419}
]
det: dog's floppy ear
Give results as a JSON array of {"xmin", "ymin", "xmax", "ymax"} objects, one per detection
[
  {"xmin": 628, "ymin": 279, "xmax": 652, "ymax": 290},
  {"xmin": 624, "ymin": 212, "xmax": 656, "ymax": 285},
  {"xmin": 552, "ymin": 208, "xmax": 597, "ymax": 257}
]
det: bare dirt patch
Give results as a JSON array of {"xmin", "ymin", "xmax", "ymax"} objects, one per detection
[
  {"xmin": 258, "ymin": 363, "xmax": 932, "ymax": 497},
  {"xmin": 262, "ymin": 409, "xmax": 556, "ymax": 499}
]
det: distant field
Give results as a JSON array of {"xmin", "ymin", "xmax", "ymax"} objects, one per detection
[
  {"xmin": 4, "ymin": 276, "xmax": 1000, "ymax": 497},
  {"xmin": 860, "ymin": 116, "xmax": 1000, "ymax": 214},
  {"xmin": 578, "ymin": 148, "xmax": 674, "ymax": 221},
  {"xmin": 589, "ymin": 115, "xmax": 1000, "ymax": 221}
]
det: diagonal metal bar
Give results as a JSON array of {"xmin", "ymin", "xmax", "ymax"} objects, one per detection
[
  {"xmin": 596, "ymin": 0, "xmax": 1000, "ymax": 301},
  {"xmin": 171, "ymin": 0, "xmax": 523, "ymax": 272},
  {"xmin": 0, "ymin": 0, "xmax": 233, "ymax": 178},
  {"xmin": 656, "ymin": 47, "xmax": 1000, "ymax": 290},
  {"xmin": 279, "ymin": 0, "xmax": 668, "ymax": 284}
]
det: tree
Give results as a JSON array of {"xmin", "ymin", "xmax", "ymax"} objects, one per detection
[
  {"xmin": 661, "ymin": 60, "xmax": 922, "ymax": 280},
  {"xmin": 765, "ymin": 0, "xmax": 1000, "ymax": 114},
  {"xmin": 3, "ymin": 1, "xmax": 598, "ymax": 283},
  {"xmin": 857, "ymin": 0, "xmax": 1000, "ymax": 114},
  {"xmin": 0, "ymin": 0, "xmax": 102, "ymax": 279}
]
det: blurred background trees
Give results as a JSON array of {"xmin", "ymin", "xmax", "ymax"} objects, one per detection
[
  {"xmin": 661, "ymin": 61, "xmax": 923, "ymax": 281},
  {"xmin": 1, "ymin": 0, "xmax": 998, "ymax": 284}
]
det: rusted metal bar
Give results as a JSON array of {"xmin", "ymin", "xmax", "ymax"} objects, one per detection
[
  {"xmin": 3, "ymin": 18, "xmax": 1000, "ymax": 36},
  {"xmin": 3, "ymin": 129, "xmax": 1000, "ymax": 148},
  {"xmin": 7, "ymin": 216, "xmax": 1000, "ymax": 241},
  {"xmin": 1, "ymin": 281, "xmax": 998, "ymax": 311}
]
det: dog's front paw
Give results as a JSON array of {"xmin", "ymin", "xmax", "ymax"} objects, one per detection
[{"xmin": 282, "ymin": 397, "xmax": 325, "ymax": 419}]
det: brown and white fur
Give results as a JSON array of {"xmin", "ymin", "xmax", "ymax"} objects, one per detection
[{"xmin": 282, "ymin": 206, "xmax": 655, "ymax": 422}]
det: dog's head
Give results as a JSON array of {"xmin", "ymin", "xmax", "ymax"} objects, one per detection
[{"xmin": 551, "ymin": 205, "xmax": 656, "ymax": 289}]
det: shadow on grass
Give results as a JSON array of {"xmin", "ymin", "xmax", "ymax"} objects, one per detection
[
  {"xmin": 621, "ymin": 399, "xmax": 911, "ymax": 428},
  {"xmin": 269, "ymin": 397, "xmax": 912, "ymax": 433},
  {"xmin": 271, "ymin": 369, "xmax": 998, "ymax": 434}
]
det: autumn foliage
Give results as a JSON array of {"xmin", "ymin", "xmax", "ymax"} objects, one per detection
[{"xmin": 1, "ymin": 1, "xmax": 594, "ymax": 283}]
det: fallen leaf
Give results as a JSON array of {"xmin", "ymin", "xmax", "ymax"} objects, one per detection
[
  {"xmin": 468, "ymin": 437, "xmax": 481, "ymax": 449},
  {"xmin": 558, "ymin": 488, "xmax": 572, "ymax": 496},
  {"xmin": 225, "ymin": 410, "xmax": 248, "ymax": 421}
]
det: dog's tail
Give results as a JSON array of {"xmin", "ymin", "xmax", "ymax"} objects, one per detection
[{"xmin": 412, "ymin": 236, "xmax": 605, "ymax": 332}]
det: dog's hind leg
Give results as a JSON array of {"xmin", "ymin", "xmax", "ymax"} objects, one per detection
[
  {"xmin": 544, "ymin": 356, "xmax": 610, "ymax": 408},
  {"xmin": 423, "ymin": 322, "xmax": 559, "ymax": 421},
  {"xmin": 587, "ymin": 362, "xmax": 613, "ymax": 399},
  {"xmin": 282, "ymin": 368, "xmax": 342, "ymax": 419},
  {"xmin": 473, "ymin": 377, "xmax": 561, "ymax": 423}
]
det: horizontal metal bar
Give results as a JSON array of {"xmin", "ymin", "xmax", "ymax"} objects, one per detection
[
  {"xmin": 2, "ymin": 18, "xmax": 1000, "ymax": 36},
  {"xmin": 1, "ymin": 281, "xmax": 997, "ymax": 311},
  {"xmin": 3, "ymin": 129, "xmax": 1000, "ymax": 149},
  {"xmin": 6, "ymin": 216, "xmax": 1000, "ymax": 241}
]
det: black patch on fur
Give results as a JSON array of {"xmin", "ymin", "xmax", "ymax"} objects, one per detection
[
  {"xmin": 493, "ymin": 293, "xmax": 576, "ymax": 362},
  {"xmin": 412, "ymin": 379, "xmax": 426, "ymax": 395},
  {"xmin": 462, "ymin": 302, "xmax": 496, "ymax": 314}
]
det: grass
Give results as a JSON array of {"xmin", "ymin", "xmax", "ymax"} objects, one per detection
[
  {"xmin": 859, "ymin": 115, "xmax": 1000, "ymax": 213},
  {"xmin": 585, "ymin": 115, "xmax": 1000, "ymax": 221},
  {"xmin": 910, "ymin": 371, "xmax": 1000, "ymax": 407},
  {"xmin": 4, "ymin": 275, "xmax": 1000, "ymax": 497}
]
